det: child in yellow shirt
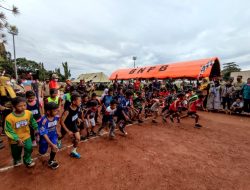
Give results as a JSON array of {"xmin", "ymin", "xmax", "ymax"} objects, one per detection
[{"xmin": 5, "ymin": 97, "xmax": 38, "ymax": 167}]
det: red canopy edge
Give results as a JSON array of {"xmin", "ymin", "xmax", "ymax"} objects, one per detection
[{"xmin": 109, "ymin": 57, "xmax": 221, "ymax": 80}]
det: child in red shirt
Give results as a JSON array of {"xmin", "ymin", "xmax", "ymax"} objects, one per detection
[
  {"xmin": 182, "ymin": 95, "xmax": 204, "ymax": 128},
  {"xmin": 163, "ymin": 93, "xmax": 185, "ymax": 123}
]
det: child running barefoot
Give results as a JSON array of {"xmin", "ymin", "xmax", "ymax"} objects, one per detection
[
  {"xmin": 38, "ymin": 102, "xmax": 60, "ymax": 169},
  {"xmin": 5, "ymin": 97, "xmax": 38, "ymax": 167},
  {"xmin": 97, "ymin": 100, "xmax": 117, "ymax": 138},
  {"xmin": 60, "ymin": 93, "xmax": 82, "ymax": 158}
]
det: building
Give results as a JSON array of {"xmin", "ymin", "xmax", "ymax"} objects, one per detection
[{"xmin": 231, "ymin": 70, "xmax": 250, "ymax": 82}]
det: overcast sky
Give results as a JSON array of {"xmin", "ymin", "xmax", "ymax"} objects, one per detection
[{"xmin": 4, "ymin": 0, "xmax": 250, "ymax": 77}]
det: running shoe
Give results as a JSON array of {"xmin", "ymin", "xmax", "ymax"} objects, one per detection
[
  {"xmin": 48, "ymin": 160, "xmax": 59, "ymax": 170},
  {"xmin": 119, "ymin": 127, "xmax": 127, "ymax": 135},
  {"xmin": 14, "ymin": 160, "xmax": 22, "ymax": 167},
  {"xmin": 138, "ymin": 119, "xmax": 143, "ymax": 123},
  {"xmin": 90, "ymin": 131, "xmax": 96, "ymax": 137},
  {"xmin": 80, "ymin": 136, "xmax": 87, "ymax": 141},
  {"xmin": 70, "ymin": 152, "xmax": 81, "ymax": 159},
  {"xmin": 26, "ymin": 161, "xmax": 36, "ymax": 168},
  {"xmin": 194, "ymin": 124, "xmax": 202, "ymax": 128},
  {"xmin": 109, "ymin": 132, "xmax": 115, "ymax": 138},
  {"xmin": 152, "ymin": 119, "xmax": 158, "ymax": 123}
]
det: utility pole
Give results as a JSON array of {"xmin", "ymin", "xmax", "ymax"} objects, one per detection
[
  {"xmin": 8, "ymin": 26, "xmax": 18, "ymax": 80},
  {"xmin": 132, "ymin": 56, "xmax": 137, "ymax": 68}
]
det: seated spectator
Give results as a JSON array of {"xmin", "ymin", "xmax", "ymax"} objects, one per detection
[{"xmin": 230, "ymin": 97, "xmax": 243, "ymax": 114}]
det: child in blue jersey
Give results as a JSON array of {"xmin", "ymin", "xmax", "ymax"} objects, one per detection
[
  {"xmin": 38, "ymin": 102, "xmax": 60, "ymax": 169},
  {"xmin": 26, "ymin": 90, "xmax": 43, "ymax": 147},
  {"xmin": 101, "ymin": 88, "xmax": 113, "ymax": 114},
  {"xmin": 116, "ymin": 90, "xmax": 133, "ymax": 135}
]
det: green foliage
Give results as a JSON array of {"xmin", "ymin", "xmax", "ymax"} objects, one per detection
[
  {"xmin": 0, "ymin": 55, "xmax": 72, "ymax": 81},
  {"xmin": 222, "ymin": 62, "xmax": 241, "ymax": 80},
  {"xmin": 62, "ymin": 62, "xmax": 71, "ymax": 80}
]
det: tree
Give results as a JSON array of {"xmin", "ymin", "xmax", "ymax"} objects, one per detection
[
  {"xmin": 0, "ymin": 3, "xmax": 19, "ymax": 43},
  {"xmin": 222, "ymin": 62, "xmax": 241, "ymax": 80},
  {"xmin": 62, "ymin": 61, "xmax": 71, "ymax": 80}
]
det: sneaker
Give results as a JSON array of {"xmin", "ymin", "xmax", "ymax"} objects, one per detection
[
  {"xmin": 97, "ymin": 130, "xmax": 104, "ymax": 136},
  {"xmin": 138, "ymin": 119, "xmax": 143, "ymax": 123},
  {"xmin": 32, "ymin": 140, "xmax": 37, "ymax": 147},
  {"xmin": 80, "ymin": 136, "xmax": 87, "ymax": 141},
  {"xmin": 194, "ymin": 124, "xmax": 202, "ymax": 128},
  {"xmin": 119, "ymin": 126, "xmax": 127, "ymax": 135},
  {"xmin": 152, "ymin": 119, "xmax": 157, "ymax": 123},
  {"xmin": 0, "ymin": 142, "xmax": 4, "ymax": 149},
  {"xmin": 109, "ymin": 132, "xmax": 115, "ymax": 138},
  {"xmin": 57, "ymin": 140, "xmax": 62, "ymax": 149},
  {"xmin": 162, "ymin": 118, "xmax": 167, "ymax": 123},
  {"xmin": 26, "ymin": 161, "xmax": 36, "ymax": 168},
  {"xmin": 70, "ymin": 152, "xmax": 81, "ymax": 159},
  {"xmin": 14, "ymin": 160, "xmax": 22, "ymax": 167},
  {"xmin": 170, "ymin": 115, "xmax": 174, "ymax": 123},
  {"xmin": 90, "ymin": 131, "xmax": 96, "ymax": 137},
  {"xmin": 48, "ymin": 160, "xmax": 59, "ymax": 170}
]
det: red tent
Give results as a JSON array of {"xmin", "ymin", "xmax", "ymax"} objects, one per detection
[{"xmin": 109, "ymin": 57, "xmax": 221, "ymax": 80}]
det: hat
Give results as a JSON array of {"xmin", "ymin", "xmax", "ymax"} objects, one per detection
[{"xmin": 52, "ymin": 74, "xmax": 58, "ymax": 79}]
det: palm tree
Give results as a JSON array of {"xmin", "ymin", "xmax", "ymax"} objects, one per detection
[{"xmin": 0, "ymin": 3, "xmax": 19, "ymax": 43}]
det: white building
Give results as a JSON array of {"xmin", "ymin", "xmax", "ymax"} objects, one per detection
[{"xmin": 231, "ymin": 70, "xmax": 250, "ymax": 82}]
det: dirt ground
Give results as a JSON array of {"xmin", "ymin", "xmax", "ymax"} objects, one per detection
[{"xmin": 0, "ymin": 112, "xmax": 250, "ymax": 190}]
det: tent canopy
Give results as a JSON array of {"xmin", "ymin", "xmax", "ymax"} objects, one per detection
[
  {"xmin": 74, "ymin": 72, "xmax": 110, "ymax": 83},
  {"xmin": 109, "ymin": 57, "xmax": 221, "ymax": 80}
]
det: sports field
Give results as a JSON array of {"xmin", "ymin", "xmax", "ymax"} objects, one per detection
[{"xmin": 0, "ymin": 112, "xmax": 250, "ymax": 190}]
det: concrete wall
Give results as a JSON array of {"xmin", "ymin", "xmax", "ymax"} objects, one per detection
[{"xmin": 231, "ymin": 71, "xmax": 250, "ymax": 82}]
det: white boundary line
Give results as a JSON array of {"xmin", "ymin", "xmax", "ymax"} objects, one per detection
[{"xmin": 0, "ymin": 119, "xmax": 147, "ymax": 172}]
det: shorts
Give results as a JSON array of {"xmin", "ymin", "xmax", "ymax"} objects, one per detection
[
  {"xmin": 187, "ymin": 111, "xmax": 197, "ymax": 116},
  {"xmin": 61, "ymin": 124, "xmax": 79, "ymax": 137},
  {"xmin": 169, "ymin": 110, "xmax": 177, "ymax": 114},
  {"xmin": 39, "ymin": 136, "xmax": 57, "ymax": 155},
  {"xmin": 84, "ymin": 118, "xmax": 95, "ymax": 128},
  {"xmin": 77, "ymin": 121, "xmax": 85, "ymax": 130},
  {"xmin": 116, "ymin": 113, "xmax": 126, "ymax": 122}
]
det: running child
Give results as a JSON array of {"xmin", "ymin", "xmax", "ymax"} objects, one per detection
[
  {"xmin": 151, "ymin": 98, "xmax": 162, "ymax": 123},
  {"xmin": 26, "ymin": 90, "xmax": 43, "ymax": 147},
  {"xmin": 133, "ymin": 91, "xmax": 145, "ymax": 123},
  {"xmin": 163, "ymin": 93, "xmax": 185, "ymax": 123},
  {"xmin": 45, "ymin": 88, "xmax": 62, "ymax": 108},
  {"xmin": 38, "ymin": 102, "xmax": 60, "ymax": 169},
  {"xmin": 88, "ymin": 93, "xmax": 101, "ymax": 124},
  {"xmin": 78, "ymin": 94, "xmax": 88, "ymax": 141},
  {"xmin": 5, "ymin": 97, "xmax": 38, "ymax": 167},
  {"xmin": 116, "ymin": 90, "xmax": 133, "ymax": 135},
  {"xmin": 97, "ymin": 100, "xmax": 117, "ymax": 138},
  {"xmin": 181, "ymin": 94, "xmax": 204, "ymax": 128},
  {"xmin": 60, "ymin": 93, "xmax": 82, "ymax": 158},
  {"xmin": 84, "ymin": 100, "xmax": 98, "ymax": 138}
]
